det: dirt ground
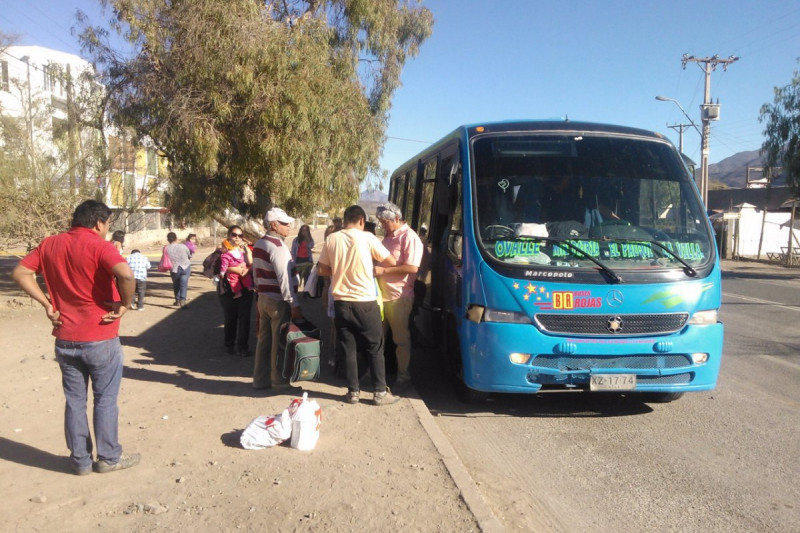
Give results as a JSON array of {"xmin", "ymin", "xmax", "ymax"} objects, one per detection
[{"xmin": 0, "ymin": 241, "xmax": 479, "ymax": 533}]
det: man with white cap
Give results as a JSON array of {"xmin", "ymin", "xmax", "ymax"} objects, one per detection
[
  {"xmin": 374, "ymin": 201, "xmax": 424, "ymax": 393},
  {"xmin": 252, "ymin": 207, "xmax": 303, "ymax": 390}
]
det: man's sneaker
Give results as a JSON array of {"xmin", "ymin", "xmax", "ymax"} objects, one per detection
[
  {"xmin": 71, "ymin": 463, "xmax": 92, "ymax": 476},
  {"xmin": 373, "ymin": 390, "xmax": 399, "ymax": 406},
  {"xmin": 344, "ymin": 390, "xmax": 360, "ymax": 404},
  {"xmin": 93, "ymin": 453, "xmax": 141, "ymax": 474}
]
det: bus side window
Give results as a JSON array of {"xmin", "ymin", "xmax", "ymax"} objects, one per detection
[
  {"xmin": 446, "ymin": 168, "xmax": 463, "ymax": 263},
  {"xmin": 416, "ymin": 158, "xmax": 437, "ymax": 235}
]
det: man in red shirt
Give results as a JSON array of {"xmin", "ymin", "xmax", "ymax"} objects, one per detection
[{"xmin": 12, "ymin": 200, "xmax": 140, "ymax": 475}]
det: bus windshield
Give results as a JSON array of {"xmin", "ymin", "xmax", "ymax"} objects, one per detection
[{"xmin": 472, "ymin": 133, "xmax": 713, "ymax": 271}]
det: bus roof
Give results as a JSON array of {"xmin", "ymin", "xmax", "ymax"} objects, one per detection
[
  {"xmin": 463, "ymin": 120, "xmax": 667, "ymax": 139},
  {"xmin": 390, "ymin": 120, "xmax": 670, "ymax": 176}
]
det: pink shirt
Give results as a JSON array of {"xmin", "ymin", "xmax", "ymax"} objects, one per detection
[{"xmin": 378, "ymin": 223, "xmax": 423, "ymax": 301}]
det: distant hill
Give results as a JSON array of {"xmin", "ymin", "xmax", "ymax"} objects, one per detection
[
  {"xmin": 359, "ymin": 189, "xmax": 388, "ymax": 220},
  {"xmin": 708, "ymin": 150, "xmax": 786, "ymax": 188},
  {"xmin": 359, "ymin": 189, "xmax": 388, "ymax": 202}
]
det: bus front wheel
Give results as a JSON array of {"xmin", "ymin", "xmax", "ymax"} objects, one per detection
[
  {"xmin": 456, "ymin": 380, "xmax": 490, "ymax": 404},
  {"xmin": 641, "ymin": 392, "xmax": 685, "ymax": 403},
  {"xmin": 442, "ymin": 316, "xmax": 490, "ymax": 403}
]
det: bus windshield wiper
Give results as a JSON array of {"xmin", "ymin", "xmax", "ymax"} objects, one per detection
[
  {"xmin": 603, "ymin": 238, "xmax": 698, "ymax": 277},
  {"xmin": 535, "ymin": 237, "xmax": 623, "ymax": 284}
]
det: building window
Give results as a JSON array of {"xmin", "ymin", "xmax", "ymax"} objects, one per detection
[{"xmin": 42, "ymin": 64, "xmax": 58, "ymax": 92}]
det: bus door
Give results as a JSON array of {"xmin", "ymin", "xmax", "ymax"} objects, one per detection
[{"xmin": 414, "ymin": 145, "xmax": 462, "ymax": 347}]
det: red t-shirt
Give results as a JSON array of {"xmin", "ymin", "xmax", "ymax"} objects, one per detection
[
  {"xmin": 297, "ymin": 241, "xmax": 309, "ymax": 259},
  {"xmin": 20, "ymin": 227, "xmax": 126, "ymax": 342}
]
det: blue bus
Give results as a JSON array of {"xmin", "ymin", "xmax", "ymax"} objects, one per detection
[{"xmin": 388, "ymin": 120, "xmax": 723, "ymax": 402}]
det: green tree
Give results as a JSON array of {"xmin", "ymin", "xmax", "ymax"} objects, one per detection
[
  {"xmin": 80, "ymin": 0, "xmax": 433, "ymax": 220},
  {"xmin": 760, "ymin": 61, "xmax": 800, "ymax": 194}
]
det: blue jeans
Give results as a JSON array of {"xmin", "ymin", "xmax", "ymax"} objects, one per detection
[
  {"xmin": 55, "ymin": 337, "xmax": 124, "ymax": 470},
  {"xmin": 170, "ymin": 265, "xmax": 191, "ymax": 301}
]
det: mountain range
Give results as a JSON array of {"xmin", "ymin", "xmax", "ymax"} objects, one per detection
[{"xmin": 708, "ymin": 149, "xmax": 785, "ymax": 188}]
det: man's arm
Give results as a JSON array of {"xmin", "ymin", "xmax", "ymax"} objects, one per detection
[
  {"xmin": 317, "ymin": 262, "xmax": 331, "ymax": 277},
  {"xmin": 103, "ymin": 262, "xmax": 136, "ymax": 323},
  {"xmin": 12, "ymin": 263, "xmax": 61, "ymax": 326},
  {"xmin": 375, "ymin": 263, "xmax": 417, "ymax": 277}
]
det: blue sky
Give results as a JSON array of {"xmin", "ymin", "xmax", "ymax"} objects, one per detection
[{"xmin": 3, "ymin": 0, "xmax": 799, "ymax": 188}]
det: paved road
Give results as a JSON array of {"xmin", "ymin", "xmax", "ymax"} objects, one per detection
[{"xmin": 412, "ymin": 260, "xmax": 800, "ymax": 532}]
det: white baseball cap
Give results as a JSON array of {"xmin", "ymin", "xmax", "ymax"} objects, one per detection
[{"xmin": 264, "ymin": 207, "xmax": 295, "ymax": 225}]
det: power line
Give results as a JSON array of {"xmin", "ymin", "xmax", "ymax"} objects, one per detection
[{"xmin": 386, "ymin": 135, "xmax": 432, "ymax": 144}]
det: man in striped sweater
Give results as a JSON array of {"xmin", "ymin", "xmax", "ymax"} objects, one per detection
[{"xmin": 252, "ymin": 207, "xmax": 303, "ymax": 390}]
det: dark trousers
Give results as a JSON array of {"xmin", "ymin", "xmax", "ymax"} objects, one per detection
[
  {"xmin": 134, "ymin": 279, "xmax": 147, "ymax": 308},
  {"xmin": 334, "ymin": 300, "xmax": 387, "ymax": 394},
  {"xmin": 219, "ymin": 289, "xmax": 253, "ymax": 350}
]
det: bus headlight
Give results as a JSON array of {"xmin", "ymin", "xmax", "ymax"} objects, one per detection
[
  {"xmin": 688, "ymin": 309, "xmax": 718, "ymax": 325},
  {"xmin": 510, "ymin": 352, "xmax": 532, "ymax": 364},
  {"xmin": 482, "ymin": 308, "xmax": 532, "ymax": 324}
]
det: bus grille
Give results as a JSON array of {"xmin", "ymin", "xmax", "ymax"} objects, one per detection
[
  {"xmin": 531, "ymin": 372, "xmax": 693, "ymax": 386},
  {"xmin": 532, "ymin": 353, "xmax": 692, "ymax": 370},
  {"xmin": 638, "ymin": 373, "xmax": 693, "ymax": 385},
  {"xmin": 534, "ymin": 313, "xmax": 689, "ymax": 336}
]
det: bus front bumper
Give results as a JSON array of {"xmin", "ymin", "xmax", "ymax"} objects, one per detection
[{"xmin": 460, "ymin": 321, "xmax": 724, "ymax": 395}]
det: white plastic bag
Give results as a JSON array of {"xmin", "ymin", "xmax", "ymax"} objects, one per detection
[
  {"xmin": 303, "ymin": 264, "xmax": 323, "ymax": 298},
  {"xmin": 240, "ymin": 410, "xmax": 293, "ymax": 450},
  {"xmin": 289, "ymin": 392, "xmax": 322, "ymax": 451}
]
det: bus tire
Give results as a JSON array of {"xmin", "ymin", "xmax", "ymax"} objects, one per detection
[
  {"xmin": 456, "ymin": 380, "xmax": 490, "ymax": 404},
  {"xmin": 442, "ymin": 317, "xmax": 490, "ymax": 403},
  {"xmin": 641, "ymin": 392, "xmax": 685, "ymax": 403}
]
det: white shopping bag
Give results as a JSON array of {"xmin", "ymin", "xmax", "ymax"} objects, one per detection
[
  {"xmin": 240, "ymin": 410, "xmax": 293, "ymax": 450},
  {"xmin": 289, "ymin": 392, "xmax": 322, "ymax": 451}
]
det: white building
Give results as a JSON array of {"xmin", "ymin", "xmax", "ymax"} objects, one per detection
[
  {"xmin": 2, "ymin": 45, "xmax": 170, "ymax": 230},
  {"xmin": 1, "ymin": 45, "xmax": 97, "ymax": 159}
]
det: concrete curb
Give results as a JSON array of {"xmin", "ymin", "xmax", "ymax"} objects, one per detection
[{"xmin": 408, "ymin": 393, "xmax": 506, "ymax": 533}]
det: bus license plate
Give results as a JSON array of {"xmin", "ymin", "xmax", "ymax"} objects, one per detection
[{"xmin": 590, "ymin": 374, "xmax": 636, "ymax": 391}]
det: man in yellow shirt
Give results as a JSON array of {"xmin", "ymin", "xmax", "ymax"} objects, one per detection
[{"xmin": 318, "ymin": 205, "xmax": 399, "ymax": 406}]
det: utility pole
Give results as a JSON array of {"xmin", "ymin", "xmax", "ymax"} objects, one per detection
[
  {"xmin": 66, "ymin": 64, "xmax": 77, "ymax": 195},
  {"xmin": 666, "ymin": 123, "xmax": 692, "ymax": 153},
  {"xmin": 20, "ymin": 55, "xmax": 36, "ymax": 185},
  {"xmin": 682, "ymin": 54, "xmax": 739, "ymax": 206}
]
